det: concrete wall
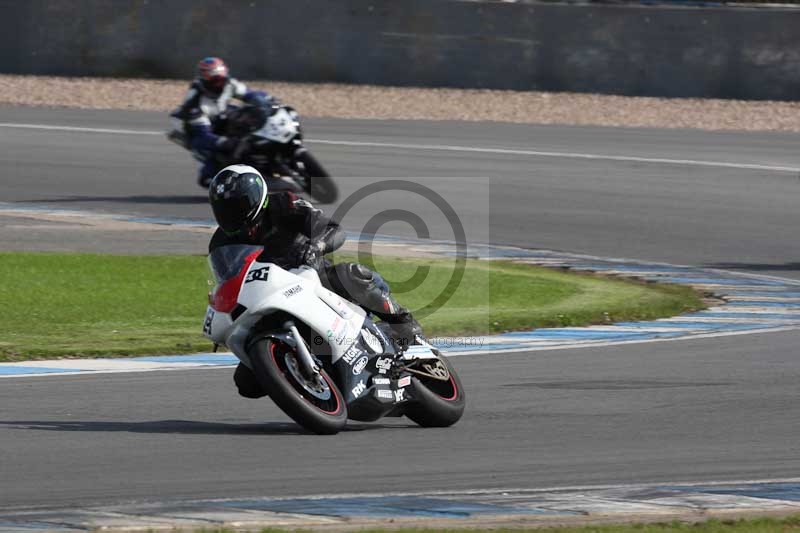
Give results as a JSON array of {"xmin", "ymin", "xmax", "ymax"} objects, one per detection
[{"xmin": 2, "ymin": 0, "xmax": 799, "ymax": 100}]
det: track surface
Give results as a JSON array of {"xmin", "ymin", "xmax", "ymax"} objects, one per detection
[
  {"xmin": 1, "ymin": 106, "xmax": 800, "ymax": 509},
  {"xmin": 2, "ymin": 106, "xmax": 799, "ymax": 277}
]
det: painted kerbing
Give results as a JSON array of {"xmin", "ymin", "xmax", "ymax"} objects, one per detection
[{"xmin": 3, "ymin": 479, "xmax": 800, "ymax": 531}]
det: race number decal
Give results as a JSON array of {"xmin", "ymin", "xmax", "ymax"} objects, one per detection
[{"xmin": 203, "ymin": 308, "xmax": 215, "ymax": 336}]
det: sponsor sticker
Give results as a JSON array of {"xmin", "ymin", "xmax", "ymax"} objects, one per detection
[
  {"xmin": 394, "ymin": 388, "xmax": 405, "ymax": 402},
  {"xmin": 374, "ymin": 326, "xmax": 390, "ymax": 345},
  {"xmin": 351, "ymin": 380, "xmax": 366, "ymax": 398},
  {"xmin": 375, "ymin": 357, "xmax": 393, "ymax": 375},
  {"xmin": 372, "ymin": 377, "xmax": 390, "ymax": 385},
  {"xmin": 361, "ymin": 328, "xmax": 383, "ymax": 354},
  {"xmin": 282, "ymin": 284, "xmax": 303, "ymax": 298},
  {"xmin": 397, "ymin": 376, "xmax": 412, "ymax": 388},
  {"xmin": 377, "ymin": 389, "xmax": 393, "ymax": 399},
  {"xmin": 342, "ymin": 345, "xmax": 362, "ymax": 364},
  {"xmin": 352, "ymin": 355, "xmax": 369, "ymax": 375},
  {"xmin": 335, "ymin": 298, "xmax": 354, "ymax": 319},
  {"xmin": 327, "ymin": 318, "xmax": 349, "ymax": 345},
  {"xmin": 245, "ymin": 266, "xmax": 270, "ymax": 283}
]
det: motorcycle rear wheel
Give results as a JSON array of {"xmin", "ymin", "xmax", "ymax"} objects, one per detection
[
  {"xmin": 248, "ymin": 337, "xmax": 347, "ymax": 434},
  {"xmin": 296, "ymin": 151, "xmax": 339, "ymax": 204},
  {"xmin": 404, "ymin": 355, "xmax": 465, "ymax": 427}
]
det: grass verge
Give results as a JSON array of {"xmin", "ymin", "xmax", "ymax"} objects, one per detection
[
  {"xmin": 183, "ymin": 514, "xmax": 800, "ymax": 532},
  {"xmin": 0, "ymin": 252, "xmax": 704, "ymax": 361}
]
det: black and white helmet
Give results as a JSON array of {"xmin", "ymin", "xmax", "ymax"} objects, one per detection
[{"xmin": 208, "ymin": 165, "xmax": 269, "ymax": 236}]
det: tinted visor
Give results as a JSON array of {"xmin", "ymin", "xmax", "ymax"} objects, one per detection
[
  {"xmin": 201, "ymin": 76, "xmax": 227, "ymax": 95},
  {"xmin": 210, "ymin": 175, "xmax": 265, "ymax": 234}
]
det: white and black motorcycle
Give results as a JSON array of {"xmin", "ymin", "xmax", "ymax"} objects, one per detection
[
  {"xmin": 202, "ymin": 245, "xmax": 465, "ymax": 434},
  {"xmin": 168, "ymin": 102, "xmax": 339, "ymax": 204}
]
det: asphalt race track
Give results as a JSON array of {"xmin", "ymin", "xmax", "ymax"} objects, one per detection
[{"xmin": 1, "ymin": 105, "xmax": 800, "ymax": 510}]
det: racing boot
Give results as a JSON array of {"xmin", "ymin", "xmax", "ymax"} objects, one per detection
[
  {"xmin": 197, "ymin": 159, "xmax": 218, "ymax": 188},
  {"xmin": 360, "ymin": 269, "xmax": 423, "ymax": 350},
  {"xmin": 378, "ymin": 310, "xmax": 423, "ymax": 352},
  {"xmin": 233, "ymin": 363, "xmax": 268, "ymax": 399}
]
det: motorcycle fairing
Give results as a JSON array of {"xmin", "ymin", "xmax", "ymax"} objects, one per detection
[
  {"xmin": 203, "ymin": 244, "xmax": 422, "ymax": 419},
  {"xmin": 254, "ymin": 108, "xmax": 299, "ymax": 142}
]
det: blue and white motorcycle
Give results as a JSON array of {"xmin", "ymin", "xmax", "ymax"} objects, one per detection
[{"xmin": 169, "ymin": 102, "xmax": 339, "ymax": 204}]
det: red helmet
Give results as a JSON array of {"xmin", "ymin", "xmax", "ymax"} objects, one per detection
[{"xmin": 197, "ymin": 57, "xmax": 229, "ymax": 95}]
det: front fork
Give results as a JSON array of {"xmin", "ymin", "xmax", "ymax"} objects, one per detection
[{"xmin": 284, "ymin": 321, "xmax": 320, "ymax": 380}]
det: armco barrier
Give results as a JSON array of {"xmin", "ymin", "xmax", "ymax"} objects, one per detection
[{"xmin": 1, "ymin": 0, "xmax": 799, "ymax": 100}]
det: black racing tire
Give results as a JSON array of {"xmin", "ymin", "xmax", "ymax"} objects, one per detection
[
  {"xmin": 248, "ymin": 337, "xmax": 347, "ymax": 435},
  {"xmin": 404, "ymin": 355, "xmax": 466, "ymax": 428},
  {"xmin": 296, "ymin": 151, "xmax": 339, "ymax": 204}
]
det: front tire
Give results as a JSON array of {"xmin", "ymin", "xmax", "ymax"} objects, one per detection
[
  {"xmin": 404, "ymin": 355, "xmax": 465, "ymax": 427},
  {"xmin": 248, "ymin": 337, "xmax": 347, "ymax": 434},
  {"xmin": 296, "ymin": 151, "xmax": 339, "ymax": 204}
]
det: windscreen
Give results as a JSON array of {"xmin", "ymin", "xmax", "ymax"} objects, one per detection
[{"xmin": 207, "ymin": 244, "xmax": 263, "ymax": 284}]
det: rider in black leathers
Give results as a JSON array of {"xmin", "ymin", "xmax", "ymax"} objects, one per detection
[{"xmin": 207, "ymin": 164, "xmax": 421, "ymax": 399}]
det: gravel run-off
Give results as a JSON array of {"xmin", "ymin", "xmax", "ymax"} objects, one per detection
[{"xmin": 1, "ymin": 74, "xmax": 799, "ymax": 132}]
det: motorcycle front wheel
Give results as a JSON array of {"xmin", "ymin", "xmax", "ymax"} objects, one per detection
[
  {"xmin": 404, "ymin": 355, "xmax": 466, "ymax": 428},
  {"xmin": 296, "ymin": 151, "xmax": 339, "ymax": 204},
  {"xmin": 248, "ymin": 337, "xmax": 347, "ymax": 434}
]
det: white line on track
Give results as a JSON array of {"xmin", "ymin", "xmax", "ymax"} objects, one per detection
[
  {"xmin": 444, "ymin": 325, "xmax": 800, "ymax": 356},
  {"xmin": 311, "ymin": 138, "xmax": 800, "ymax": 173},
  {"xmin": 1, "ymin": 121, "xmax": 798, "ymax": 174},
  {"xmin": 0, "ymin": 122, "xmax": 160, "ymax": 136},
  {"xmin": 210, "ymin": 476, "xmax": 800, "ymax": 499}
]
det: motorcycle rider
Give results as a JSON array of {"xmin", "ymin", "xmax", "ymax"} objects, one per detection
[
  {"xmin": 207, "ymin": 164, "xmax": 422, "ymax": 399},
  {"xmin": 170, "ymin": 57, "xmax": 273, "ymax": 187}
]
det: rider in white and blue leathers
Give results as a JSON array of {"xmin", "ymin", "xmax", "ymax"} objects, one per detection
[{"xmin": 170, "ymin": 57, "xmax": 272, "ymax": 187}]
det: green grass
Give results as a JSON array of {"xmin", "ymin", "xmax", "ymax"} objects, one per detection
[
  {"xmin": 174, "ymin": 514, "xmax": 800, "ymax": 532},
  {"xmin": 0, "ymin": 253, "xmax": 211, "ymax": 361},
  {"xmin": 0, "ymin": 252, "xmax": 704, "ymax": 361},
  {"xmin": 356, "ymin": 252, "xmax": 702, "ymax": 336},
  {"xmin": 410, "ymin": 516, "xmax": 800, "ymax": 533}
]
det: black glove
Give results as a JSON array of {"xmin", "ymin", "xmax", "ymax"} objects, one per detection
[
  {"xmin": 216, "ymin": 136, "xmax": 238, "ymax": 153},
  {"xmin": 232, "ymin": 137, "xmax": 251, "ymax": 159},
  {"xmin": 216, "ymin": 136, "xmax": 251, "ymax": 158},
  {"xmin": 293, "ymin": 240, "xmax": 326, "ymax": 269}
]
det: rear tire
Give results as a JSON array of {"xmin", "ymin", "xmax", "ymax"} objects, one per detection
[
  {"xmin": 404, "ymin": 355, "xmax": 465, "ymax": 427},
  {"xmin": 248, "ymin": 337, "xmax": 347, "ymax": 434},
  {"xmin": 296, "ymin": 151, "xmax": 339, "ymax": 204}
]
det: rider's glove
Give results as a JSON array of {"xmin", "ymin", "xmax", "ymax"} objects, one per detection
[
  {"xmin": 216, "ymin": 136, "xmax": 238, "ymax": 153},
  {"xmin": 294, "ymin": 240, "xmax": 326, "ymax": 270},
  {"xmin": 217, "ymin": 136, "xmax": 251, "ymax": 159}
]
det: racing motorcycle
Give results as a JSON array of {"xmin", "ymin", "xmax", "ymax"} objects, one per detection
[
  {"xmin": 168, "ymin": 102, "xmax": 339, "ymax": 204},
  {"xmin": 202, "ymin": 244, "xmax": 465, "ymax": 434}
]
